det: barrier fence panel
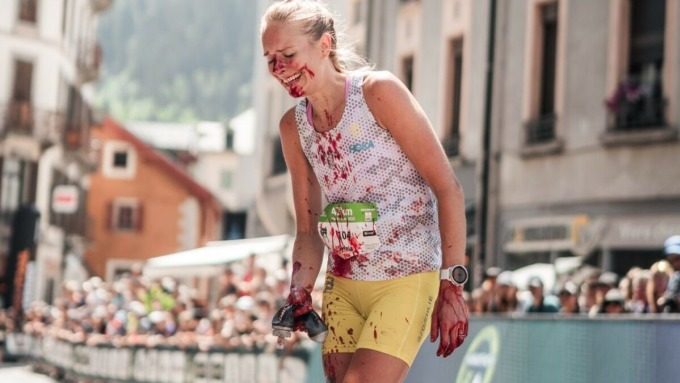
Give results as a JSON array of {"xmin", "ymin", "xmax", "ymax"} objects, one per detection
[
  {"xmin": 3, "ymin": 333, "xmax": 313, "ymax": 383},
  {"xmin": 406, "ymin": 315, "xmax": 680, "ymax": 383},
  {"xmin": 6, "ymin": 315, "xmax": 680, "ymax": 383}
]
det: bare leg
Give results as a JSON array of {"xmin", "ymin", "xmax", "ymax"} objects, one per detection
[
  {"xmin": 342, "ymin": 348, "xmax": 410, "ymax": 383},
  {"xmin": 323, "ymin": 352, "xmax": 353, "ymax": 383}
]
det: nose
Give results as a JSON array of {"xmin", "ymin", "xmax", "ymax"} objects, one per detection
[{"xmin": 270, "ymin": 57, "xmax": 285, "ymax": 75}]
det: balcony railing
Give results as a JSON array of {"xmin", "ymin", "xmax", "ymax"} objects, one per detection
[
  {"xmin": 608, "ymin": 94, "xmax": 666, "ymax": 132},
  {"xmin": 63, "ymin": 122, "xmax": 93, "ymax": 153},
  {"xmin": 0, "ymin": 101, "xmax": 64, "ymax": 144},
  {"xmin": 77, "ymin": 43, "xmax": 102, "ymax": 83},
  {"xmin": 524, "ymin": 114, "xmax": 557, "ymax": 144}
]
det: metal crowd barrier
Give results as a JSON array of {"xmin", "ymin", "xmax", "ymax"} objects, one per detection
[
  {"xmin": 3, "ymin": 333, "xmax": 315, "ymax": 383},
  {"xmin": 7, "ymin": 315, "xmax": 680, "ymax": 383}
]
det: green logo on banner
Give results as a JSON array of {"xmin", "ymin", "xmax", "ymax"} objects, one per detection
[{"xmin": 456, "ymin": 326, "xmax": 500, "ymax": 383}]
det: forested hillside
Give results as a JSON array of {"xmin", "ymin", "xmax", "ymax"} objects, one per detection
[{"xmin": 96, "ymin": 0, "xmax": 257, "ymax": 123}]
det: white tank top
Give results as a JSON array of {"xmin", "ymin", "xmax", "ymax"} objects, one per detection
[{"xmin": 295, "ymin": 72, "xmax": 441, "ymax": 281}]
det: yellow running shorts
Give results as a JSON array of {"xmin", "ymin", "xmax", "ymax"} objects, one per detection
[{"xmin": 321, "ymin": 270, "xmax": 439, "ymax": 367}]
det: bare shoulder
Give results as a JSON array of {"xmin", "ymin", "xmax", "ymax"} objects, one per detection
[
  {"xmin": 361, "ymin": 70, "xmax": 414, "ymax": 129},
  {"xmin": 278, "ymin": 105, "xmax": 299, "ymax": 139},
  {"xmin": 362, "ymin": 70, "xmax": 406, "ymax": 100}
]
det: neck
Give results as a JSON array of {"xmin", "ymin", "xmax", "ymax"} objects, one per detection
[{"xmin": 306, "ymin": 70, "xmax": 347, "ymax": 117}]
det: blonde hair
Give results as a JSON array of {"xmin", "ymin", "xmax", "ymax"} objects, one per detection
[{"xmin": 261, "ymin": 0, "xmax": 371, "ymax": 73}]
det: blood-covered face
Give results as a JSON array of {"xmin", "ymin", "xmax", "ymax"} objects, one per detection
[{"xmin": 262, "ymin": 21, "xmax": 321, "ymax": 98}]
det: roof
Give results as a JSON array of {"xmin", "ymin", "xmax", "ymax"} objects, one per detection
[
  {"xmin": 143, "ymin": 234, "xmax": 293, "ymax": 278},
  {"xmin": 102, "ymin": 117, "xmax": 221, "ymax": 216},
  {"xmin": 125, "ymin": 121, "xmax": 227, "ymax": 153}
]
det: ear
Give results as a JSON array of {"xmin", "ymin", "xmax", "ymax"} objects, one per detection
[{"xmin": 319, "ymin": 32, "xmax": 332, "ymax": 57}]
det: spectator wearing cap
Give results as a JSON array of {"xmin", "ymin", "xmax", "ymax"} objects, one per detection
[
  {"xmin": 659, "ymin": 235, "xmax": 680, "ymax": 313},
  {"xmin": 490, "ymin": 271, "xmax": 519, "ymax": 313},
  {"xmin": 525, "ymin": 277, "xmax": 559, "ymax": 313},
  {"xmin": 557, "ymin": 281, "xmax": 580, "ymax": 314},
  {"xmin": 588, "ymin": 271, "xmax": 619, "ymax": 317},
  {"xmin": 596, "ymin": 289, "xmax": 628, "ymax": 315}
]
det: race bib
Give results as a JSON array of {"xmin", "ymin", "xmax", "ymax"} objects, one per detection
[{"xmin": 318, "ymin": 202, "xmax": 381, "ymax": 259}]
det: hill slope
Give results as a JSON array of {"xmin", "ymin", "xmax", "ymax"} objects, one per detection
[{"xmin": 96, "ymin": 0, "xmax": 257, "ymax": 123}]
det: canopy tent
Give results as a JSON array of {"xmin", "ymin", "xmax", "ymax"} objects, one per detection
[{"xmin": 143, "ymin": 234, "xmax": 293, "ymax": 279}]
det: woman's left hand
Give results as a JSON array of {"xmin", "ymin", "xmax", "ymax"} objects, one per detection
[{"xmin": 430, "ymin": 282, "xmax": 469, "ymax": 357}]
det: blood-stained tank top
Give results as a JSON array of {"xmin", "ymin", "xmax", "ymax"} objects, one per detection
[{"xmin": 295, "ymin": 72, "xmax": 441, "ymax": 281}]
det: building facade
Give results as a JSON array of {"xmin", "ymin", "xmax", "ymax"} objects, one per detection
[
  {"xmin": 86, "ymin": 118, "xmax": 221, "ymax": 281},
  {"xmin": 125, "ymin": 116, "xmax": 258, "ymax": 241},
  {"xmin": 0, "ymin": 0, "xmax": 112, "ymax": 307},
  {"xmin": 489, "ymin": 0, "xmax": 680, "ymax": 274}
]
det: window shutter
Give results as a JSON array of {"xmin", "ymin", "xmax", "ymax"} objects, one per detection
[
  {"xmin": 136, "ymin": 204, "xmax": 144, "ymax": 232},
  {"xmin": 106, "ymin": 202, "xmax": 113, "ymax": 230}
]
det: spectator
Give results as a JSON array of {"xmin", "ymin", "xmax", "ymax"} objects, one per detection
[
  {"xmin": 469, "ymin": 288, "xmax": 486, "ymax": 314},
  {"xmin": 525, "ymin": 277, "xmax": 559, "ymax": 313},
  {"xmin": 647, "ymin": 260, "xmax": 673, "ymax": 313},
  {"xmin": 660, "ymin": 235, "xmax": 680, "ymax": 313},
  {"xmin": 557, "ymin": 281, "xmax": 580, "ymax": 314},
  {"xmin": 218, "ymin": 268, "xmax": 241, "ymax": 298},
  {"xmin": 597, "ymin": 289, "xmax": 627, "ymax": 315},
  {"xmin": 479, "ymin": 267, "xmax": 502, "ymax": 312},
  {"xmin": 588, "ymin": 272, "xmax": 618, "ymax": 316},
  {"xmin": 578, "ymin": 272, "xmax": 600, "ymax": 314},
  {"xmin": 627, "ymin": 269, "xmax": 650, "ymax": 314},
  {"xmin": 490, "ymin": 271, "xmax": 519, "ymax": 313}
]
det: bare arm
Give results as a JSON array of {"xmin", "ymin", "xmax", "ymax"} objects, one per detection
[
  {"xmin": 363, "ymin": 71, "xmax": 467, "ymax": 271},
  {"xmin": 363, "ymin": 71, "xmax": 468, "ymax": 357},
  {"xmin": 279, "ymin": 107, "xmax": 326, "ymax": 293}
]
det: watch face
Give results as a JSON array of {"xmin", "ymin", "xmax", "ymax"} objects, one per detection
[{"xmin": 452, "ymin": 266, "xmax": 468, "ymax": 284}]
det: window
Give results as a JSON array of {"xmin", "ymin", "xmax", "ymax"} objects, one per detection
[
  {"xmin": 64, "ymin": 85, "xmax": 90, "ymax": 150},
  {"xmin": 12, "ymin": 60, "xmax": 33, "ymax": 102},
  {"xmin": 538, "ymin": 3, "xmax": 558, "ymax": 119},
  {"xmin": 402, "ymin": 55, "xmax": 414, "ymax": 92},
  {"xmin": 220, "ymin": 170, "xmax": 233, "ymax": 190},
  {"xmin": 525, "ymin": 2, "xmax": 559, "ymax": 145},
  {"xmin": 604, "ymin": 0, "xmax": 678, "ymax": 143},
  {"xmin": 19, "ymin": 0, "xmax": 38, "ymax": 23},
  {"xmin": 225, "ymin": 129, "xmax": 234, "ymax": 150},
  {"xmin": 109, "ymin": 199, "xmax": 142, "ymax": 232},
  {"xmin": 608, "ymin": 0, "xmax": 667, "ymax": 130},
  {"xmin": 223, "ymin": 211, "xmax": 247, "ymax": 240},
  {"xmin": 271, "ymin": 136, "xmax": 287, "ymax": 175},
  {"xmin": 9, "ymin": 60, "xmax": 34, "ymax": 132},
  {"xmin": 102, "ymin": 141, "xmax": 137, "ymax": 179},
  {"xmin": 117, "ymin": 206, "xmax": 134, "ymax": 229},
  {"xmin": 444, "ymin": 38, "xmax": 464, "ymax": 157},
  {"xmin": 113, "ymin": 151, "xmax": 128, "ymax": 168}
]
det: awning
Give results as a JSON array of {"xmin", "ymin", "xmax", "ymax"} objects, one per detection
[{"xmin": 143, "ymin": 234, "xmax": 293, "ymax": 279}]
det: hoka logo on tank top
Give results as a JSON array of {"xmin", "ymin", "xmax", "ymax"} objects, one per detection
[
  {"xmin": 295, "ymin": 72, "xmax": 442, "ymax": 281},
  {"xmin": 349, "ymin": 140, "xmax": 375, "ymax": 153}
]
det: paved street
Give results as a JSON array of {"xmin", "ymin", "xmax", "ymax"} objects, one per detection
[{"xmin": 0, "ymin": 363, "xmax": 58, "ymax": 383}]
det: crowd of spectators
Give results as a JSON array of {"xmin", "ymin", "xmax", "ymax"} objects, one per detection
[
  {"xmin": 467, "ymin": 262, "xmax": 670, "ymax": 316},
  {"xmin": 0, "ymin": 255, "xmax": 319, "ymax": 353},
  {"xmin": 467, "ymin": 235, "xmax": 680, "ymax": 316},
  {"xmin": 1, "ymin": 236, "xmax": 679, "ymax": 355}
]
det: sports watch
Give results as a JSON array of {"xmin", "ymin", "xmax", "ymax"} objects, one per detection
[{"xmin": 440, "ymin": 265, "xmax": 469, "ymax": 286}]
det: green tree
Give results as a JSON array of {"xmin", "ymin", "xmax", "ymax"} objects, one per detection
[{"xmin": 96, "ymin": 0, "xmax": 257, "ymax": 123}]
